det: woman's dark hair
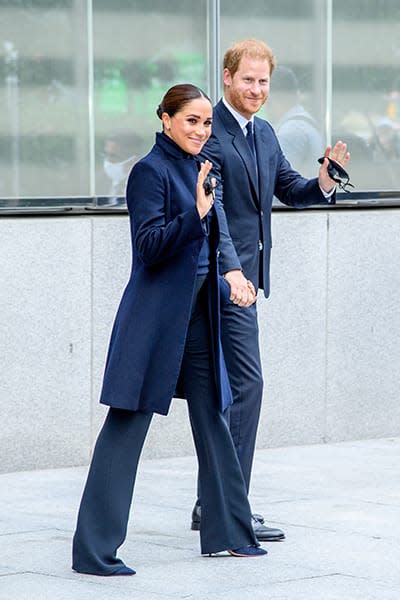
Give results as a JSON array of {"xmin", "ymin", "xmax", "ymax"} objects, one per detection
[{"xmin": 156, "ymin": 84, "xmax": 211, "ymax": 120}]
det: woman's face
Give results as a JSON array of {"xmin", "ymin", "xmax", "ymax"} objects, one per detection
[{"xmin": 162, "ymin": 97, "xmax": 213, "ymax": 155}]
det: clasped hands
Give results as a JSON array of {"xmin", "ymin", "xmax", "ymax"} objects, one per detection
[
  {"xmin": 224, "ymin": 269, "xmax": 257, "ymax": 307},
  {"xmin": 318, "ymin": 140, "xmax": 351, "ymax": 193}
]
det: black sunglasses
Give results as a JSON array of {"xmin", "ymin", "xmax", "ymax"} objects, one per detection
[
  {"xmin": 318, "ymin": 156, "xmax": 354, "ymax": 193},
  {"xmin": 203, "ymin": 176, "xmax": 219, "ymax": 196}
]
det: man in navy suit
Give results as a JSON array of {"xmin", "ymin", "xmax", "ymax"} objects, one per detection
[{"xmin": 191, "ymin": 39, "xmax": 350, "ymax": 541}]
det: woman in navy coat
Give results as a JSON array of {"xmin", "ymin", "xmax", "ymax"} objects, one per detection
[{"xmin": 72, "ymin": 84, "xmax": 266, "ymax": 576}]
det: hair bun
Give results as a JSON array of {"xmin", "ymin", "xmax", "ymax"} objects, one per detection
[{"xmin": 156, "ymin": 104, "xmax": 163, "ymax": 119}]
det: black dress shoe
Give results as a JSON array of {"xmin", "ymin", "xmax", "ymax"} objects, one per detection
[
  {"xmin": 252, "ymin": 514, "xmax": 285, "ymax": 541},
  {"xmin": 191, "ymin": 503, "xmax": 285, "ymax": 541},
  {"xmin": 252, "ymin": 513, "xmax": 265, "ymax": 524}
]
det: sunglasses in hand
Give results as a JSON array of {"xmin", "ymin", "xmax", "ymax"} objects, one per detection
[
  {"xmin": 318, "ymin": 156, "xmax": 354, "ymax": 193},
  {"xmin": 203, "ymin": 176, "xmax": 219, "ymax": 196}
]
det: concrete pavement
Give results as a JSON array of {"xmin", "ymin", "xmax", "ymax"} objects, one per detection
[{"xmin": 1, "ymin": 437, "xmax": 399, "ymax": 599}]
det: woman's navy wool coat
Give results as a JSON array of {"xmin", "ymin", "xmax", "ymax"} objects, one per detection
[{"xmin": 99, "ymin": 132, "xmax": 232, "ymax": 416}]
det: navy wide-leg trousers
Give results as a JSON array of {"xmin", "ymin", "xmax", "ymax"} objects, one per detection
[{"xmin": 72, "ymin": 278, "xmax": 256, "ymax": 575}]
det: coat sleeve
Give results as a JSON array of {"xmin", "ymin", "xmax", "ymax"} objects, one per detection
[
  {"xmin": 126, "ymin": 161, "xmax": 206, "ymax": 266},
  {"xmin": 200, "ymin": 135, "xmax": 243, "ymax": 275}
]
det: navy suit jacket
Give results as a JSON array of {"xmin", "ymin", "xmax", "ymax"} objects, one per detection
[
  {"xmin": 99, "ymin": 132, "xmax": 232, "ymax": 415},
  {"xmin": 200, "ymin": 100, "xmax": 332, "ymax": 297}
]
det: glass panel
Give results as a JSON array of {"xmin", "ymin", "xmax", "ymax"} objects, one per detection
[
  {"xmin": 0, "ymin": 0, "xmax": 90, "ymax": 201},
  {"xmin": 220, "ymin": 0, "xmax": 326, "ymax": 181},
  {"xmin": 1, "ymin": 0, "xmax": 399, "ymax": 209},
  {"xmin": 332, "ymin": 0, "xmax": 400, "ymax": 191},
  {"xmin": 93, "ymin": 0, "xmax": 209, "ymax": 203}
]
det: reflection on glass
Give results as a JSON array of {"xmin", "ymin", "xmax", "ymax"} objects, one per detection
[
  {"xmin": 0, "ymin": 1, "xmax": 90, "ymax": 199},
  {"xmin": 1, "ymin": 0, "xmax": 400, "ymax": 204},
  {"xmin": 93, "ymin": 0, "xmax": 208, "ymax": 200},
  {"xmin": 370, "ymin": 118, "xmax": 400, "ymax": 163},
  {"xmin": 268, "ymin": 66, "xmax": 324, "ymax": 178},
  {"xmin": 99, "ymin": 134, "xmax": 139, "ymax": 205},
  {"xmin": 332, "ymin": 0, "xmax": 400, "ymax": 190}
]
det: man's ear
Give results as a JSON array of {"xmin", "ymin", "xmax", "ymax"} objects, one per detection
[{"xmin": 223, "ymin": 68, "xmax": 232, "ymax": 87}]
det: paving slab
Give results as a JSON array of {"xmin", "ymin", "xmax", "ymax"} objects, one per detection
[{"xmin": 0, "ymin": 437, "xmax": 399, "ymax": 600}]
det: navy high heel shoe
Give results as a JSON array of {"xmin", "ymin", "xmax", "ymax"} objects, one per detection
[
  {"xmin": 228, "ymin": 545, "xmax": 268, "ymax": 557},
  {"xmin": 73, "ymin": 564, "xmax": 136, "ymax": 576},
  {"xmin": 111, "ymin": 565, "xmax": 136, "ymax": 575}
]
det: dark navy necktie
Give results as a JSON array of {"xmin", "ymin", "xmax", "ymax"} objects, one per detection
[{"xmin": 245, "ymin": 121, "xmax": 256, "ymax": 158}]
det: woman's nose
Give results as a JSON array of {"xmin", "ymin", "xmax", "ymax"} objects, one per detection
[{"xmin": 196, "ymin": 125, "xmax": 207, "ymax": 137}]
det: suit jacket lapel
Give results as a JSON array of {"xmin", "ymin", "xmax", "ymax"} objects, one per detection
[
  {"xmin": 232, "ymin": 134, "xmax": 259, "ymax": 202},
  {"xmin": 216, "ymin": 101, "xmax": 260, "ymax": 205},
  {"xmin": 254, "ymin": 117, "xmax": 269, "ymax": 207}
]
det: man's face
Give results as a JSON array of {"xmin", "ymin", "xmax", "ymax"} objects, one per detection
[{"xmin": 224, "ymin": 56, "xmax": 271, "ymax": 119}]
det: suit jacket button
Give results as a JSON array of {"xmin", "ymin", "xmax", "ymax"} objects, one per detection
[{"xmin": 258, "ymin": 241, "xmax": 263, "ymax": 251}]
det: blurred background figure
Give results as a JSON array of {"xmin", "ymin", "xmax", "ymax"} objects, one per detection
[
  {"xmin": 370, "ymin": 118, "xmax": 400, "ymax": 162},
  {"xmin": 100, "ymin": 134, "xmax": 139, "ymax": 204},
  {"xmin": 268, "ymin": 66, "xmax": 323, "ymax": 178}
]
